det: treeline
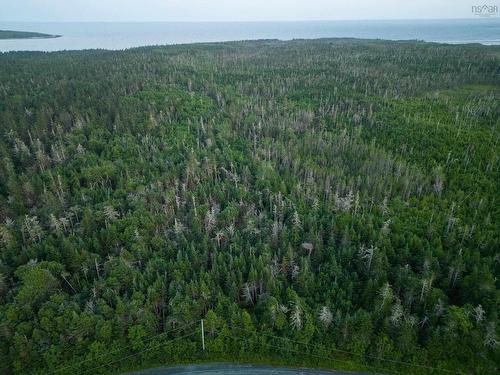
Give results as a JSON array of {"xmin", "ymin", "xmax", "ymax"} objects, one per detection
[{"xmin": 0, "ymin": 39, "xmax": 499, "ymax": 374}]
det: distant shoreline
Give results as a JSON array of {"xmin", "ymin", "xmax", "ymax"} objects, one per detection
[
  {"xmin": 0, "ymin": 29, "xmax": 61, "ymax": 40},
  {"xmin": 0, "ymin": 19, "xmax": 498, "ymax": 51}
]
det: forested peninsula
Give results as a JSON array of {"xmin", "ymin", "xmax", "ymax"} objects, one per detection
[{"xmin": 0, "ymin": 30, "xmax": 60, "ymax": 40}]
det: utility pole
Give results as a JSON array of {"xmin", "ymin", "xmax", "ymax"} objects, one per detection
[{"xmin": 201, "ymin": 319, "xmax": 205, "ymax": 351}]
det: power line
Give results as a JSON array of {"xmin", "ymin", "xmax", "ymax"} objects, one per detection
[
  {"xmin": 229, "ymin": 325, "xmax": 461, "ymax": 374},
  {"xmin": 46, "ymin": 319, "xmax": 462, "ymax": 375},
  {"xmin": 75, "ymin": 325, "xmax": 398, "ymax": 375},
  {"xmin": 219, "ymin": 329, "xmax": 400, "ymax": 375},
  {"xmin": 50, "ymin": 321, "xmax": 197, "ymax": 374},
  {"xmin": 80, "ymin": 330, "xmax": 197, "ymax": 375}
]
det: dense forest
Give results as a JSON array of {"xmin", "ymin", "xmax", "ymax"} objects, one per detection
[{"xmin": 0, "ymin": 38, "xmax": 499, "ymax": 374}]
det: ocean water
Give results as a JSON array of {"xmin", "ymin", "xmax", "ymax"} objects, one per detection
[{"xmin": 1, "ymin": 19, "xmax": 499, "ymax": 52}]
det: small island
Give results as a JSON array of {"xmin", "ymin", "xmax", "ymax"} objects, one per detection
[{"xmin": 0, "ymin": 29, "xmax": 61, "ymax": 40}]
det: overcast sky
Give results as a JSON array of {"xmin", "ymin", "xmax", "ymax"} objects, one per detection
[{"xmin": 1, "ymin": 0, "xmax": 498, "ymax": 22}]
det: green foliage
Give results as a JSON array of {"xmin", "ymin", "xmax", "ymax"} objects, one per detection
[{"xmin": 0, "ymin": 38, "xmax": 499, "ymax": 374}]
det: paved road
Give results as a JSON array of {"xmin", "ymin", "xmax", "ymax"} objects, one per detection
[{"xmin": 125, "ymin": 363, "xmax": 367, "ymax": 375}]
